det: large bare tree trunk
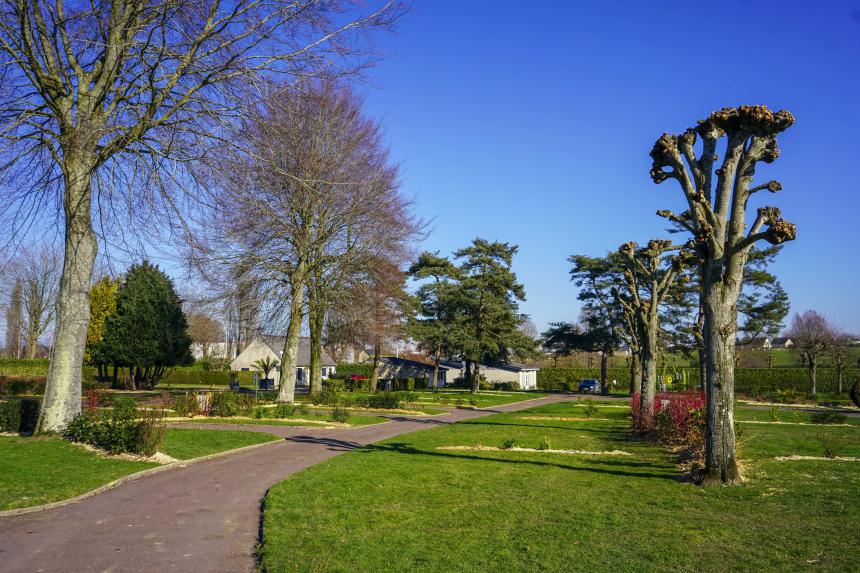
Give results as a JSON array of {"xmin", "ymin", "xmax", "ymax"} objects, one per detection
[
  {"xmin": 600, "ymin": 349, "xmax": 609, "ymax": 395},
  {"xmin": 308, "ymin": 289, "xmax": 324, "ymax": 396},
  {"xmin": 702, "ymin": 280, "xmax": 742, "ymax": 485},
  {"xmin": 629, "ymin": 346, "xmax": 642, "ymax": 396},
  {"xmin": 278, "ymin": 266, "xmax": 306, "ymax": 403},
  {"xmin": 432, "ymin": 343, "xmax": 441, "ymax": 389},
  {"xmin": 471, "ymin": 362, "xmax": 481, "ymax": 394},
  {"xmin": 38, "ymin": 156, "xmax": 97, "ymax": 433},
  {"xmin": 807, "ymin": 355, "xmax": 817, "ymax": 396},
  {"xmin": 637, "ymin": 320, "xmax": 658, "ymax": 429},
  {"xmin": 370, "ymin": 346, "xmax": 381, "ymax": 392}
]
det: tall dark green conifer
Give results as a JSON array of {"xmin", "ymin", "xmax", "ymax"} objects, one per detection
[
  {"xmin": 100, "ymin": 262, "xmax": 193, "ymax": 389},
  {"xmin": 453, "ymin": 239, "xmax": 526, "ymax": 393}
]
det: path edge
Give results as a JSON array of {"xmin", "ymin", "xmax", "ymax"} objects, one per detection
[{"xmin": 0, "ymin": 436, "xmax": 283, "ymax": 518}]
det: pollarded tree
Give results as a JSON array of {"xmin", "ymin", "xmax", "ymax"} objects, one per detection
[
  {"xmin": 613, "ymin": 240, "xmax": 689, "ymax": 427},
  {"xmin": 0, "ymin": 0, "xmax": 405, "ymax": 432},
  {"xmin": 569, "ymin": 254, "xmax": 641, "ymax": 394},
  {"xmin": 453, "ymin": 239, "xmax": 526, "ymax": 393},
  {"xmin": 99, "ymin": 262, "xmax": 193, "ymax": 390},
  {"xmin": 650, "ymin": 105, "xmax": 797, "ymax": 484}
]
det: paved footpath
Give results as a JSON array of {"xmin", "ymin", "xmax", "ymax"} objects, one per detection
[{"xmin": 0, "ymin": 394, "xmax": 573, "ymax": 573}]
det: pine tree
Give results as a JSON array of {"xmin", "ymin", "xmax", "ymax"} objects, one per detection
[{"xmin": 453, "ymin": 239, "xmax": 526, "ymax": 393}]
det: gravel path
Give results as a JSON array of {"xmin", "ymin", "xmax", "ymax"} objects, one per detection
[{"xmin": 0, "ymin": 394, "xmax": 572, "ymax": 573}]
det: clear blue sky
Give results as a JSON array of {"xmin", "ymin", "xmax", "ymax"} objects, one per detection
[{"xmin": 354, "ymin": 0, "xmax": 860, "ymax": 334}]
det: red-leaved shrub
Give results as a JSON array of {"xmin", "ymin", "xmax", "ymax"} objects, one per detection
[{"xmin": 631, "ymin": 391, "xmax": 705, "ymax": 441}]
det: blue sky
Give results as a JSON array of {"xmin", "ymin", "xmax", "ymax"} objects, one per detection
[{"xmin": 353, "ymin": 0, "xmax": 860, "ymax": 334}]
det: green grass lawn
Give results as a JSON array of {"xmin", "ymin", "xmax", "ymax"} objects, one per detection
[
  {"xmin": 170, "ymin": 413, "xmax": 389, "ymax": 428},
  {"xmin": 0, "ymin": 428, "xmax": 280, "ymax": 511},
  {"xmin": 260, "ymin": 401, "xmax": 860, "ymax": 572},
  {"xmin": 410, "ymin": 389, "xmax": 548, "ymax": 408},
  {"xmin": 158, "ymin": 428, "xmax": 280, "ymax": 459}
]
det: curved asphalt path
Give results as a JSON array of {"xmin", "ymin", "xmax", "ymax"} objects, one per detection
[{"xmin": 0, "ymin": 394, "xmax": 573, "ymax": 573}]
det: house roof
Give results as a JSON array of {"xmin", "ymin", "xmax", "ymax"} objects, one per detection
[
  {"xmin": 381, "ymin": 356, "xmax": 448, "ymax": 371},
  {"xmin": 772, "ymin": 337, "xmax": 792, "ymax": 345},
  {"xmin": 438, "ymin": 359, "xmax": 538, "ymax": 372},
  {"xmin": 259, "ymin": 335, "xmax": 337, "ymax": 367}
]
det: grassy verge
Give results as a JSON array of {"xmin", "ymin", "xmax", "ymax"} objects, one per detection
[
  {"xmin": 0, "ymin": 428, "xmax": 280, "ymax": 511},
  {"xmin": 260, "ymin": 401, "xmax": 860, "ymax": 572},
  {"xmin": 159, "ymin": 428, "xmax": 280, "ymax": 459},
  {"xmin": 169, "ymin": 414, "xmax": 389, "ymax": 428}
]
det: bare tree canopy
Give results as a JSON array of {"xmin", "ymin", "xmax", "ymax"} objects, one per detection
[
  {"xmin": 786, "ymin": 310, "xmax": 837, "ymax": 396},
  {"xmin": 12, "ymin": 243, "xmax": 61, "ymax": 358},
  {"xmin": 196, "ymin": 79, "xmax": 419, "ymax": 402},
  {"xmin": 0, "ymin": 0, "xmax": 406, "ymax": 431}
]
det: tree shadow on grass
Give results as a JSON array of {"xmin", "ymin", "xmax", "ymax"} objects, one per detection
[{"xmin": 283, "ymin": 436, "xmax": 674, "ymax": 481}]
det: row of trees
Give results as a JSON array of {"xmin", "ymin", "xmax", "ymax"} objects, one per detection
[
  {"xmin": 408, "ymin": 239, "xmax": 536, "ymax": 393},
  {"xmin": 3, "ymin": 244, "xmax": 61, "ymax": 358},
  {"xmin": 0, "ymin": 0, "xmax": 408, "ymax": 431},
  {"xmin": 549, "ymin": 106, "xmax": 799, "ymax": 485}
]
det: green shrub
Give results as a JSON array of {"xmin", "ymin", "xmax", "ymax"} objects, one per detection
[
  {"xmin": 256, "ymin": 391, "xmax": 278, "ymax": 402},
  {"xmin": 64, "ymin": 406, "xmax": 165, "ymax": 456},
  {"xmin": 355, "ymin": 392, "xmax": 403, "ymax": 410},
  {"xmin": 397, "ymin": 391, "xmax": 418, "ymax": 404},
  {"xmin": 237, "ymin": 394, "xmax": 257, "ymax": 416},
  {"xmin": 501, "ymin": 437, "xmax": 519, "ymax": 450},
  {"xmin": 810, "ymin": 411, "xmax": 848, "ymax": 425},
  {"xmin": 335, "ymin": 363, "xmax": 375, "ymax": 379},
  {"xmin": 274, "ymin": 403, "xmax": 297, "ymax": 418},
  {"xmin": 172, "ymin": 393, "xmax": 200, "ymax": 417},
  {"xmin": 0, "ymin": 398, "xmax": 39, "ymax": 433},
  {"xmin": 768, "ymin": 404, "xmax": 780, "ymax": 421},
  {"xmin": 581, "ymin": 398, "xmax": 598, "ymax": 417},
  {"xmin": 312, "ymin": 388, "xmax": 339, "ymax": 406},
  {"xmin": 816, "ymin": 426, "xmax": 850, "ymax": 458},
  {"xmin": 538, "ymin": 436, "xmax": 551, "ymax": 451},
  {"xmin": 772, "ymin": 388, "xmax": 805, "ymax": 404},
  {"xmin": 322, "ymin": 378, "xmax": 346, "ymax": 392},
  {"xmin": 469, "ymin": 397, "xmax": 479, "ymax": 407},
  {"xmin": 329, "ymin": 406, "xmax": 350, "ymax": 423},
  {"xmin": 210, "ymin": 392, "xmax": 239, "ymax": 417},
  {"xmin": 491, "ymin": 381, "xmax": 521, "ymax": 391},
  {"xmin": 0, "ymin": 376, "xmax": 47, "ymax": 395}
]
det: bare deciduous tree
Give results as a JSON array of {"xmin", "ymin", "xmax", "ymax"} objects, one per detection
[
  {"xmin": 13, "ymin": 244, "xmax": 61, "ymax": 358},
  {"xmin": 787, "ymin": 310, "xmax": 836, "ymax": 396},
  {"xmin": 198, "ymin": 80, "xmax": 418, "ymax": 402},
  {"xmin": 187, "ymin": 313, "xmax": 225, "ymax": 360},
  {"xmin": 0, "ymin": 1, "xmax": 405, "ymax": 431},
  {"xmin": 651, "ymin": 105, "xmax": 797, "ymax": 484},
  {"xmin": 4, "ymin": 278, "xmax": 23, "ymax": 357}
]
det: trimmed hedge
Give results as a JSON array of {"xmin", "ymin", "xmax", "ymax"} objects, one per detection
[
  {"xmin": 0, "ymin": 376, "xmax": 46, "ymax": 395},
  {"xmin": 335, "ymin": 363, "xmax": 375, "ymax": 379},
  {"xmin": 537, "ymin": 367, "xmax": 859, "ymax": 395},
  {"xmin": 0, "ymin": 359, "xmax": 50, "ymax": 377},
  {"xmin": 0, "ymin": 398, "xmax": 40, "ymax": 433}
]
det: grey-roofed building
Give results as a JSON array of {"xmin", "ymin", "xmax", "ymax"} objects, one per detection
[
  {"xmin": 377, "ymin": 356, "xmax": 449, "ymax": 388},
  {"xmin": 440, "ymin": 360, "xmax": 539, "ymax": 390},
  {"xmin": 230, "ymin": 335, "xmax": 337, "ymax": 388}
]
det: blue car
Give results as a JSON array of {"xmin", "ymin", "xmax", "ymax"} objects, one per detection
[{"xmin": 578, "ymin": 379, "xmax": 601, "ymax": 394}]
